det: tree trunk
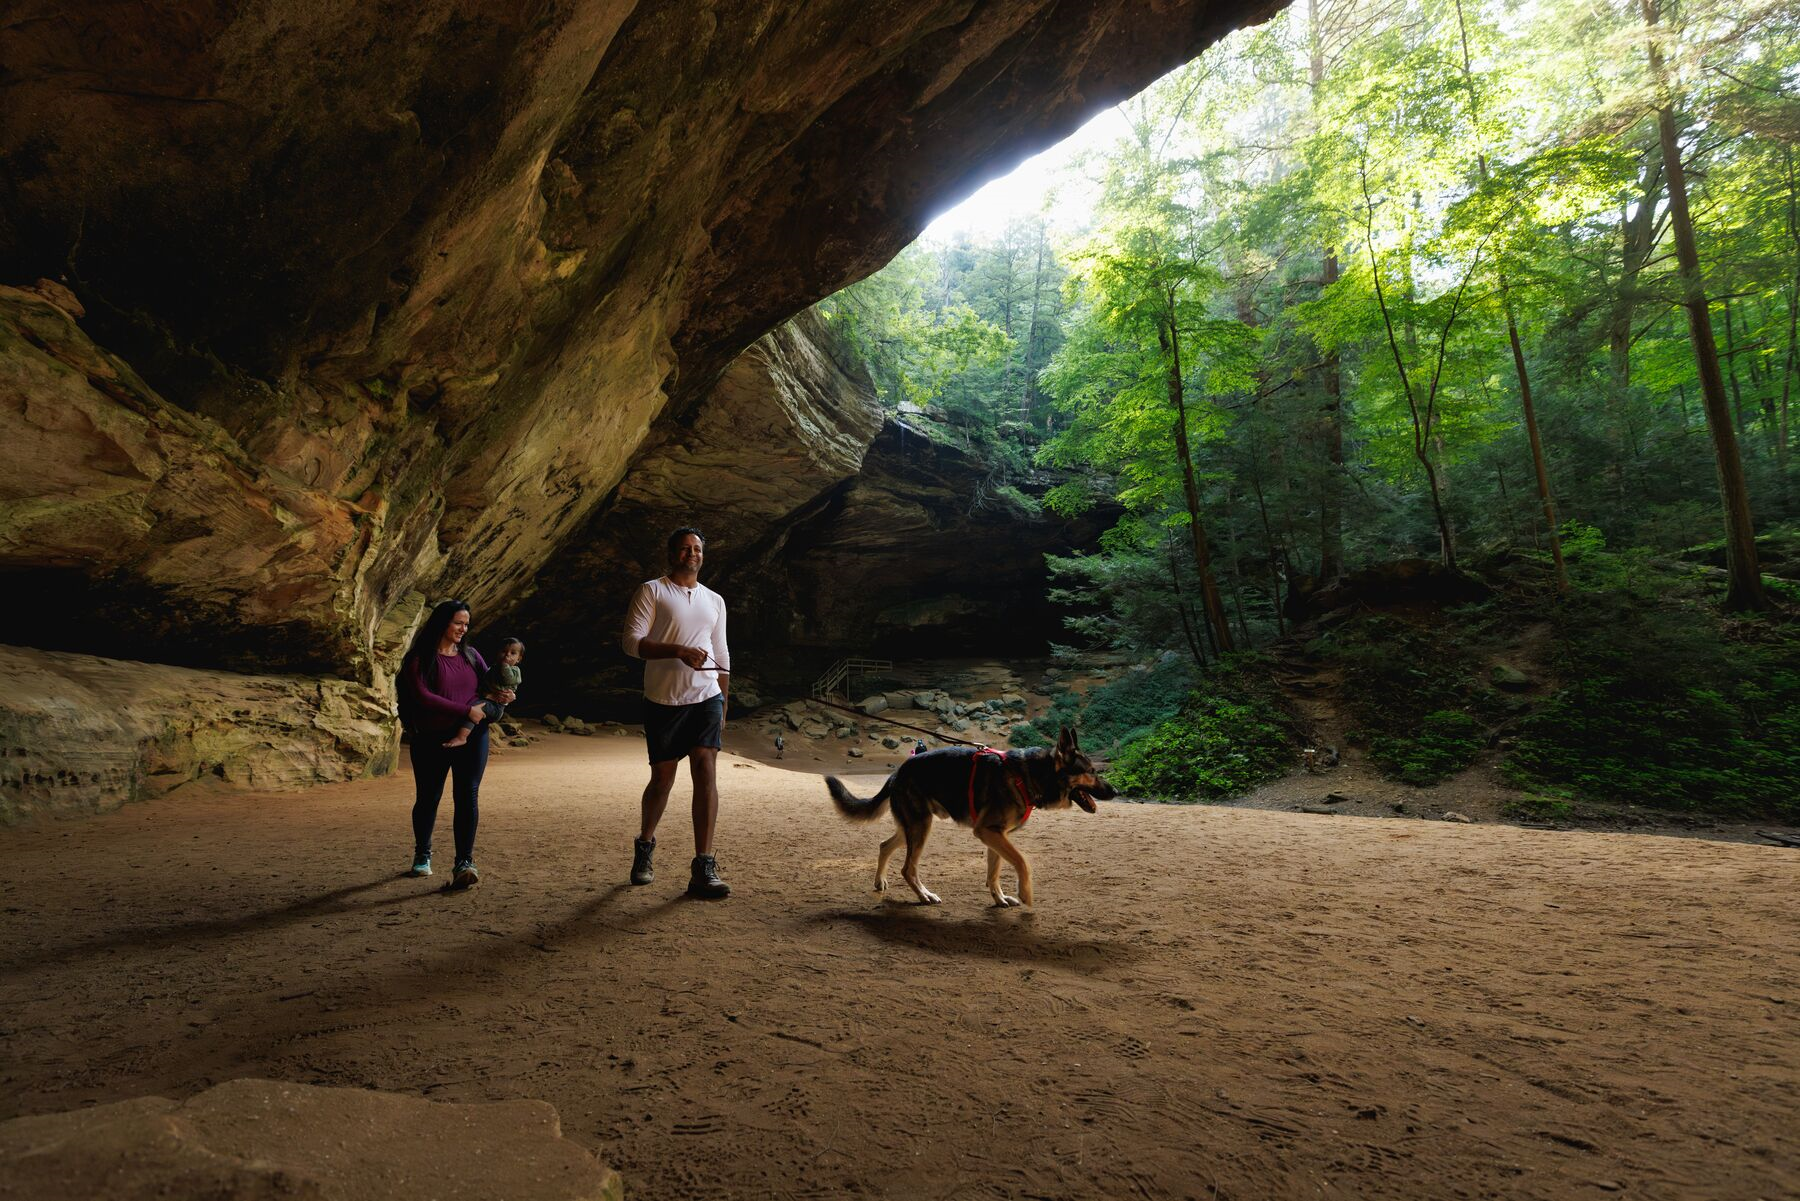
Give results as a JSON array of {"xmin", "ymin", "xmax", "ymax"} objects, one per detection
[
  {"xmin": 1358, "ymin": 154, "xmax": 1463, "ymax": 574},
  {"xmin": 1724, "ymin": 297, "xmax": 1750, "ymax": 441},
  {"xmin": 1166, "ymin": 537, "xmax": 1209, "ymax": 669},
  {"xmin": 1021, "ymin": 224, "xmax": 1047, "ymax": 427},
  {"xmin": 1779, "ymin": 148, "xmax": 1799, "ymax": 478},
  {"xmin": 1505, "ymin": 303, "xmax": 1568, "ymax": 587},
  {"xmin": 1220, "ymin": 488, "xmax": 1255, "ymax": 648},
  {"xmin": 1451, "ymin": 0, "xmax": 1567, "ymax": 588},
  {"xmin": 1160, "ymin": 292, "xmax": 1236, "ymax": 653},
  {"xmin": 1610, "ymin": 151, "xmax": 1662, "ymax": 508},
  {"xmin": 1318, "ymin": 251, "xmax": 1344, "ymax": 581},
  {"xmin": 1310, "ymin": 0, "xmax": 1344, "ymax": 582},
  {"xmin": 1246, "ymin": 436, "xmax": 1287, "ymax": 637},
  {"xmin": 1641, "ymin": 0, "xmax": 1767, "ymax": 610}
]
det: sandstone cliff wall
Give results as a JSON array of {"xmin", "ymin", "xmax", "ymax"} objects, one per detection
[{"xmin": 0, "ymin": 646, "xmax": 395, "ymax": 823}]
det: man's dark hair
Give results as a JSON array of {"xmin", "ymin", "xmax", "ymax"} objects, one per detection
[{"xmin": 666, "ymin": 526, "xmax": 706, "ymax": 554}]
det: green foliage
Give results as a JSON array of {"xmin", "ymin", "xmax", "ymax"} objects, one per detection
[
  {"xmin": 813, "ymin": 218, "xmax": 1064, "ymax": 475},
  {"xmin": 1504, "ymin": 675, "xmax": 1800, "ymax": 819},
  {"xmin": 1011, "ymin": 655, "xmax": 1195, "ymax": 755},
  {"xmin": 1107, "ymin": 689, "xmax": 1294, "ymax": 801},
  {"xmin": 815, "ymin": 0, "xmax": 1800, "ymax": 816},
  {"xmin": 990, "ymin": 483, "xmax": 1041, "ymax": 516},
  {"xmin": 1499, "ymin": 546, "xmax": 1800, "ymax": 818},
  {"xmin": 1367, "ymin": 709, "xmax": 1486, "ymax": 786},
  {"xmin": 1501, "ymin": 794, "xmax": 1577, "ymax": 823},
  {"xmin": 1316, "ymin": 612, "xmax": 1495, "ymax": 733}
]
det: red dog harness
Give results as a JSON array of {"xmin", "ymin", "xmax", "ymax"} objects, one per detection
[{"xmin": 968, "ymin": 747, "xmax": 1034, "ymax": 827}]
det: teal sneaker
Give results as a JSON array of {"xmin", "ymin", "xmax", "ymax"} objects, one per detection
[
  {"xmin": 450, "ymin": 859, "xmax": 480, "ymax": 891},
  {"xmin": 408, "ymin": 851, "xmax": 432, "ymax": 878}
]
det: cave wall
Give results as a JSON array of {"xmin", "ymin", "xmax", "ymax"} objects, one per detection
[
  {"xmin": 747, "ymin": 420, "xmax": 1115, "ymax": 662},
  {"xmin": 0, "ymin": 0, "xmax": 1283, "ymax": 811},
  {"xmin": 497, "ymin": 312, "xmax": 1112, "ymax": 719},
  {"xmin": 1, "ymin": 0, "xmax": 1280, "ymax": 677},
  {"xmin": 0, "ymin": 645, "xmax": 395, "ymax": 823}
]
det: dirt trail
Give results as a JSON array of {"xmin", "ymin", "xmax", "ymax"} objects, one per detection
[{"xmin": 2, "ymin": 734, "xmax": 1795, "ymax": 1200}]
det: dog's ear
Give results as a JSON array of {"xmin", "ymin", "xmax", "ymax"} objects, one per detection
[{"xmin": 1057, "ymin": 726, "xmax": 1077, "ymax": 753}]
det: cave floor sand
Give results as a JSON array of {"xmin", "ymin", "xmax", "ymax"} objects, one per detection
[{"xmin": 2, "ymin": 734, "xmax": 1795, "ymax": 1201}]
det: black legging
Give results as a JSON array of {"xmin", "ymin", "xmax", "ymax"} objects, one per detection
[{"xmin": 410, "ymin": 726, "xmax": 488, "ymax": 862}]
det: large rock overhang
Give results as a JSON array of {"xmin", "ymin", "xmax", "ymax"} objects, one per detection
[{"xmin": 1, "ymin": 0, "xmax": 1285, "ymax": 683}]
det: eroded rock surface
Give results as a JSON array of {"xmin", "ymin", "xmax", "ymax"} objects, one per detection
[
  {"xmin": 492, "ymin": 314, "xmax": 1111, "ymax": 715},
  {"xmin": 757, "ymin": 420, "xmax": 1114, "ymax": 656},
  {"xmin": 0, "ymin": 646, "xmax": 395, "ymax": 823},
  {"xmin": 2, "ymin": 0, "xmax": 1279, "ymax": 678},
  {"xmin": 506, "ymin": 405, "xmax": 1114, "ymax": 717},
  {"xmin": 0, "ymin": 1078, "xmax": 620, "ymax": 1201},
  {"xmin": 1, "ymin": 283, "xmax": 428, "ymax": 681}
]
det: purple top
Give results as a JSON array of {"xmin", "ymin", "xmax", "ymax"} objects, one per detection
[{"xmin": 403, "ymin": 647, "xmax": 489, "ymax": 737}]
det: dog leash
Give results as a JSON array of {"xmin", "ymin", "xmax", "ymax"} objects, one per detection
[{"xmin": 968, "ymin": 747, "xmax": 1034, "ymax": 827}]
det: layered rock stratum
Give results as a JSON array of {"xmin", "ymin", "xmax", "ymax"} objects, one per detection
[{"xmin": 1, "ymin": 0, "xmax": 1281, "ymax": 812}]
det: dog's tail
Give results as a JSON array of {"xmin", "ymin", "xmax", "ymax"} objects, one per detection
[{"xmin": 825, "ymin": 774, "xmax": 892, "ymax": 820}]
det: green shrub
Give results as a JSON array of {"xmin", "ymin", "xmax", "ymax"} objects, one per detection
[
  {"xmin": 1012, "ymin": 655, "xmax": 1194, "ymax": 754},
  {"xmin": 1318, "ymin": 614, "xmax": 1495, "ymax": 734},
  {"xmin": 1501, "ymin": 794, "xmax": 1575, "ymax": 822},
  {"xmin": 1497, "ymin": 538, "xmax": 1800, "ymax": 820},
  {"xmin": 1107, "ymin": 690, "xmax": 1294, "ymax": 801},
  {"xmin": 1367, "ymin": 709, "xmax": 1486, "ymax": 785},
  {"xmin": 1505, "ymin": 675, "xmax": 1800, "ymax": 818}
]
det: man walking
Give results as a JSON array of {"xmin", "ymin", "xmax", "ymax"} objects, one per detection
[{"xmin": 620, "ymin": 527, "xmax": 732, "ymax": 899}]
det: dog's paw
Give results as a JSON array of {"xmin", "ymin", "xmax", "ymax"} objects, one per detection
[
  {"xmin": 992, "ymin": 893, "xmax": 1021, "ymax": 908},
  {"xmin": 916, "ymin": 888, "xmax": 942, "ymax": 904},
  {"xmin": 873, "ymin": 876, "xmax": 887, "ymax": 892}
]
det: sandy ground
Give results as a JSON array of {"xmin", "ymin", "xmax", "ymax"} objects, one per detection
[{"xmin": 2, "ymin": 733, "xmax": 1796, "ymax": 1201}]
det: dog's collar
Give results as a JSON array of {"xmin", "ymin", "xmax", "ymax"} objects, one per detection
[{"xmin": 969, "ymin": 747, "xmax": 1034, "ymax": 827}]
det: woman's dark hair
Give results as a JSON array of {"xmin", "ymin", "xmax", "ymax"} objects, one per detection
[
  {"xmin": 405, "ymin": 600, "xmax": 472, "ymax": 669},
  {"xmin": 666, "ymin": 526, "xmax": 705, "ymax": 553}
]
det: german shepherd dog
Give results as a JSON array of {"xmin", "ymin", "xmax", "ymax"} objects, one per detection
[{"xmin": 825, "ymin": 727, "xmax": 1115, "ymax": 907}]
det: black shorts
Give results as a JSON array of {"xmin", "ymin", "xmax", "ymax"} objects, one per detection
[{"xmin": 644, "ymin": 694, "xmax": 724, "ymax": 764}]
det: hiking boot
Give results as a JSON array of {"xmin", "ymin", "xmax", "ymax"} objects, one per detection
[
  {"xmin": 687, "ymin": 854, "xmax": 731, "ymax": 900},
  {"xmin": 449, "ymin": 859, "xmax": 480, "ymax": 890},
  {"xmin": 630, "ymin": 837, "xmax": 656, "ymax": 885},
  {"xmin": 408, "ymin": 851, "xmax": 432, "ymax": 878}
]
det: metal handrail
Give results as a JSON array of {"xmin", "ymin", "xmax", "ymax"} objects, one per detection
[{"xmin": 810, "ymin": 657, "xmax": 893, "ymax": 700}]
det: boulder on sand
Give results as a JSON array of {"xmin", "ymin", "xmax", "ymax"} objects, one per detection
[{"xmin": 0, "ymin": 1078, "xmax": 620, "ymax": 1201}]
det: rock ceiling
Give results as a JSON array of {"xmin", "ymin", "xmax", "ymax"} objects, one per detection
[{"xmin": 0, "ymin": 0, "xmax": 1282, "ymax": 812}]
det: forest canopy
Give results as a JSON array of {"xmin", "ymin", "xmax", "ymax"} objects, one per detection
[
  {"xmin": 818, "ymin": 0, "xmax": 1799, "ymax": 627},
  {"xmin": 812, "ymin": 0, "xmax": 1800, "ymax": 815}
]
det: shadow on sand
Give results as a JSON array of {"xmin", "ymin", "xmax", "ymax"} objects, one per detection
[
  {"xmin": 809, "ymin": 906, "xmax": 1143, "ymax": 970},
  {"xmin": 3, "ymin": 877, "xmax": 429, "ymax": 973}
]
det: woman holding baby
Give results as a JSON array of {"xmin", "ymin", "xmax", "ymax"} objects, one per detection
[{"xmin": 397, "ymin": 600, "xmax": 515, "ymax": 891}]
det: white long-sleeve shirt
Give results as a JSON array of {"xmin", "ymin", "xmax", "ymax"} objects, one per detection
[{"xmin": 620, "ymin": 577, "xmax": 731, "ymax": 706}]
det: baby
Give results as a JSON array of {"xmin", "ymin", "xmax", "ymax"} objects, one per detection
[{"xmin": 445, "ymin": 638, "xmax": 524, "ymax": 747}]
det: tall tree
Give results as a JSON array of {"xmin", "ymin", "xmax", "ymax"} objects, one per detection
[
  {"xmin": 1451, "ymin": 0, "xmax": 1568, "ymax": 589},
  {"xmin": 1639, "ymin": 0, "xmax": 1768, "ymax": 609}
]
